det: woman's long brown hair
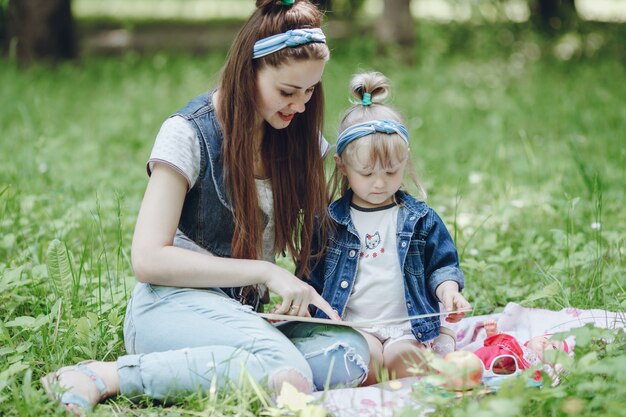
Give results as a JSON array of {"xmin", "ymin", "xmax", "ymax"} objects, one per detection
[{"xmin": 217, "ymin": 0, "xmax": 329, "ymax": 278}]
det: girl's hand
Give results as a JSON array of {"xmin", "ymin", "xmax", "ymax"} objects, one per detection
[
  {"xmin": 436, "ymin": 281, "xmax": 471, "ymax": 323},
  {"xmin": 442, "ymin": 292, "xmax": 471, "ymax": 322},
  {"xmin": 264, "ymin": 264, "xmax": 341, "ymax": 321}
]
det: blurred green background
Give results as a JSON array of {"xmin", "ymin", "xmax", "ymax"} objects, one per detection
[{"xmin": 1, "ymin": 1, "xmax": 625, "ymax": 416}]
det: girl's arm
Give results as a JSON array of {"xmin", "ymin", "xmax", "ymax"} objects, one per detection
[
  {"xmin": 131, "ymin": 163, "xmax": 339, "ymax": 319},
  {"xmin": 423, "ymin": 210, "xmax": 471, "ymax": 322},
  {"xmin": 423, "ymin": 210, "xmax": 465, "ymax": 295}
]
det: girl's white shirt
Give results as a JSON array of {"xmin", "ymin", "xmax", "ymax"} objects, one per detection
[{"xmin": 344, "ymin": 204, "xmax": 411, "ymax": 339}]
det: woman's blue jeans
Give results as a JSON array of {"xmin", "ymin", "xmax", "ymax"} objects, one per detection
[{"xmin": 118, "ymin": 283, "xmax": 369, "ymax": 401}]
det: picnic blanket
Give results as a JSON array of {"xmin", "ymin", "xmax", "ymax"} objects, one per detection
[
  {"xmin": 449, "ymin": 302, "xmax": 624, "ymax": 352},
  {"xmin": 312, "ymin": 302, "xmax": 625, "ymax": 417}
]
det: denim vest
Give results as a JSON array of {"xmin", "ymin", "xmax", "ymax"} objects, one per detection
[
  {"xmin": 171, "ymin": 92, "xmax": 268, "ymax": 309},
  {"xmin": 308, "ymin": 190, "xmax": 465, "ymax": 342}
]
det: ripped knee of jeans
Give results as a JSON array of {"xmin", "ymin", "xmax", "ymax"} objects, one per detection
[
  {"xmin": 305, "ymin": 335, "xmax": 370, "ymax": 390},
  {"xmin": 268, "ymin": 368, "xmax": 313, "ymax": 394}
]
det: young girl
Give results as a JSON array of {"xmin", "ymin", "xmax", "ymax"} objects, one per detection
[
  {"xmin": 307, "ymin": 72, "xmax": 471, "ymax": 385},
  {"xmin": 41, "ymin": 1, "xmax": 369, "ymax": 414}
]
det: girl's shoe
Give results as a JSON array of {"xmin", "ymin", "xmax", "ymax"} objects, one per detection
[{"xmin": 41, "ymin": 361, "xmax": 108, "ymax": 416}]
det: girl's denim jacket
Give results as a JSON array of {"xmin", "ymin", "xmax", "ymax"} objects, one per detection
[{"xmin": 307, "ymin": 189, "xmax": 465, "ymax": 342}]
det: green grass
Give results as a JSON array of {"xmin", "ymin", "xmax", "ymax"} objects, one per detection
[{"xmin": 1, "ymin": 21, "xmax": 625, "ymax": 416}]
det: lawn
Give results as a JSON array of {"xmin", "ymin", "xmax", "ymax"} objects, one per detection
[{"xmin": 0, "ymin": 21, "xmax": 625, "ymax": 416}]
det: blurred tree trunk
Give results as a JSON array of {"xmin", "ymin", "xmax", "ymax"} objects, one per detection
[
  {"xmin": 314, "ymin": 0, "xmax": 332, "ymax": 13},
  {"xmin": 530, "ymin": 0, "xmax": 578, "ymax": 33},
  {"xmin": 377, "ymin": 0, "xmax": 415, "ymax": 65},
  {"xmin": 316, "ymin": 0, "xmax": 367, "ymax": 19},
  {"xmin": 6, "ymin": 0, "xmax": 75, "ymax": 65}
]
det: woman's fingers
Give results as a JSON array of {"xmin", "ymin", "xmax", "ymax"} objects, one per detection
[
  {"xmin": 266, "ymin": 271, "xmax": 339, "ymax": 319},
  {"xmin": 285, "ymin": 297, "xmax": 306, "ymax": 316},
  {"xmin": 272, "ymin": 289, "xmax": 308, "ymax": 316},
  {"xmin": 291, "ymin": 298, "xmax": 309, "ymax": 316},
  {"xmin": 274, "ymin": 298, "xmax": 295, "ymax": 315},
  {"xmin": 310, "ymin": 292, "xmax": 341, "ymax": 321}
]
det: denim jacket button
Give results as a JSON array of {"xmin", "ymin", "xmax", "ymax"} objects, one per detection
[
  {"xmin": 409, "ymin": 216, "xmax": 416, "ymax": 221},
  {"xmin": 407, "ymin": 302, "xmax": 412, "ymax": 309},
  {"xmin": 417, "ymin": 332, "xmax": 423, "ymax": 339},
  {"xmin": 401, "ymin": 241, "xmax": 407, "ymax": 248},
  {"xmin": 340, "ymin": 280, "xmax": 349, "ymax": 289},
  {"xmin": 349, "ymin": 250, "xmax": 356, "ymax": 257}
]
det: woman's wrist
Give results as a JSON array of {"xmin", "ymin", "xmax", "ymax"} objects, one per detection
[{"xmin": 255, "ymin": 259, "xmax": 278, "ymax": 286}]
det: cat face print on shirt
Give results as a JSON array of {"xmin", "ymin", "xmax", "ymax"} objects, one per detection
[
  {"xmin": 365, "ymin": 232, "xmax": 381, "ymax": 249},
  {"xmin": 361, "ymin": 231, "xmax": 385, "ymax": 258}
]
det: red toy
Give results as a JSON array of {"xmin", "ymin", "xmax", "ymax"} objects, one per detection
[{"xmin": 474, "ymin": 320, "xmax": 572, "ymax": 382}]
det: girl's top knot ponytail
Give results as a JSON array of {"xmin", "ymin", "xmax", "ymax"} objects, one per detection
[
  {"xmin": 256, "ymin": 0, "xmax": 296, "ymax": 8},
  {"xmin": 350, "ymin": 72, "xmax": 391, "ymax": 107}
]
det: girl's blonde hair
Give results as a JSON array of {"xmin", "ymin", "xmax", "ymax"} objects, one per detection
[{"xmin": 330, "ymin": 71, "xmax": 426, "ymax": 200}]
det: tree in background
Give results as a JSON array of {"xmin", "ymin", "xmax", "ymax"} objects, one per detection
[
  {"xmin": 314, "ymin": 0, "xmax": 332, "ymax": 13},
  {"xmin": 378, "ymin": 0, "xmax": 415, "ymax": 64},
  {"xmin": 6, "ymin": 0, "xmax": 75, "ymax": 65},
  {"xmin": 315, "ymin": 0, "xmax": 366, "ymax": 20},
  {"xmin": 531, "ymin": 0, "xmax": 578, "ymax": 33},
  {"xmin": 0, "ymin": 0, "xmax": 7, "ymax": 48}
]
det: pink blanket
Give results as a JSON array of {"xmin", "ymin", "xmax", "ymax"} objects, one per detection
[{"xmin": 312, "ymin": 303, "xmax": 624, "ymax": 417}]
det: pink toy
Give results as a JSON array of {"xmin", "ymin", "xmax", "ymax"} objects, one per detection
[{"xmin": 475, "ymin": 319, "xmax": 572, "ymax": 383}]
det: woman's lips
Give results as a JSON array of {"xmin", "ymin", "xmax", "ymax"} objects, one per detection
[{"xmin": 278, "ymin": 112, "xmax": 295, "ymax": 122}]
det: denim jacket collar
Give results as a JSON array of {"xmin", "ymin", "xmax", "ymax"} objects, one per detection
[{"xmin": 329, "ymin": 189, "xmax": 429, "ymax": 226}]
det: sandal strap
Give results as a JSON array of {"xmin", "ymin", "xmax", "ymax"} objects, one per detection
[
  {"xmin": 59, "ymin": 391, "xmax": 94, "ymax": 411},
  {"xmin": 74, "ymin": 362, "xmax": 108, "ymax": 398}
]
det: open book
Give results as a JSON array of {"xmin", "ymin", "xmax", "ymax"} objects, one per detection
[{"xmin": 259, "ymin": 309, "xmax": 472, "ymax": 329}]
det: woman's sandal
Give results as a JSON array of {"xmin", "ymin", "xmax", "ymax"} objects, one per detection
[{"xmin": 41, "ymin": 361, "xmax": 108, "ymax": 416}]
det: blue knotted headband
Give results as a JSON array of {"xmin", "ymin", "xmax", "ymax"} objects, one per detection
[
  {"xmin": 335, "ymin": 119, "xmax": 409, "ymax": 156},
  {"xmin": 253, "ymin": 28, "xmax": 326, "ymax": 59}
]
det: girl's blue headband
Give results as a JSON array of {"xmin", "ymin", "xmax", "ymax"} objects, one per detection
[
  {"xmin": 253, "ymin": 28, "xmax": 326, "ymax": 59},
  {"xmin": 335, "ymin": 119, "xmax": 409, "ymax": 156}
]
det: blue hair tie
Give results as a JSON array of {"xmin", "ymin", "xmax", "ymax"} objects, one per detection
[
  {"xmin": 253, "ymin": 28, "xmax": 326, "ymax": 59},
  {"xmin": 336, "ymin": 119, "xmax": 409, "ymax": 156},
  {"xmin": 361, "ymin": 93, "xmax": 372, "ymax": 106}
]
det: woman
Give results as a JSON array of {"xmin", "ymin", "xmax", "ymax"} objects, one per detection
[{"xmin": 42, "ymin": 1, "xmax": 369, "ymax": 415}]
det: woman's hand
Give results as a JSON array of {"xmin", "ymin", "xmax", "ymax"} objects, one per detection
[
  {"xmin": 264, "ymin": 264, "xmax": 341, "ymax": 321},
  {"xmin": 436, "ymin": 281, "xmax": 471, "ymax": 323}
]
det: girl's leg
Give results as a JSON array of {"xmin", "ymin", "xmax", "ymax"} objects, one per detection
[
  {"xmin": 358, "ymin": 331, "xmax": 384, "ymax": 386},
  {"xmin": 277, "ymin": 322, "xmax": 370, "ymax": 390},
  {"xmin": 119, "ymin": 283, "xmax": 314, "ymax": 401},
  {"xmin": 382, "ymin": 339, "xmax": 427, "ymax": 379}
]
